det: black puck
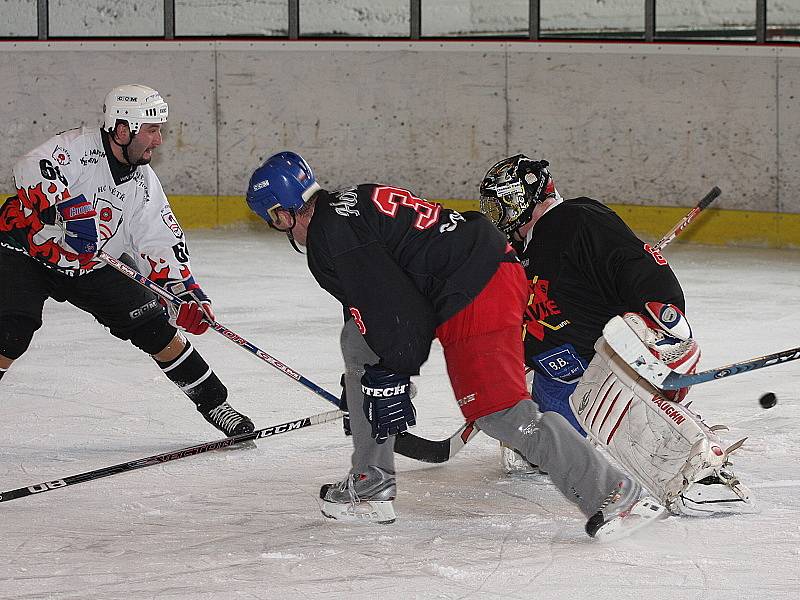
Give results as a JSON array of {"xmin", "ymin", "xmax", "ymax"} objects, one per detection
[{"xmin": 759, "ymin": 392, "xmax": 778, "ymax": 409}]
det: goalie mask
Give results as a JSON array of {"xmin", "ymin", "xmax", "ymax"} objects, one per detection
[{"xmin": 479, "ymin": 154, "xmax": 557, "ymax": 234}]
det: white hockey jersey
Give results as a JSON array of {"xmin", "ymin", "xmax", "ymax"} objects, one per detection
[{"xmin": 0, "ymin": 126, "xmax": 196, "ymax": 286}]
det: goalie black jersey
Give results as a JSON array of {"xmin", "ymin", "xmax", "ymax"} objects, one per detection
[
  {"xmin": 517, "ymin": 197, "xmax": 685, "ymax": 373},
  {"xmin": 307, "ymin": 184, "xmax": 509, "ymax": 375}
]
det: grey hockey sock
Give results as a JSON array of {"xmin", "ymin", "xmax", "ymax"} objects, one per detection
[{"xmin": 154, "ymin": 342, "xmax": 227, "ymax": 412}]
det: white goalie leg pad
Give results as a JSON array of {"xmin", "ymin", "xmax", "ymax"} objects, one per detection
[{"xmin": 570, "ymin": 338, "xmax": 754, "ymax": 515}]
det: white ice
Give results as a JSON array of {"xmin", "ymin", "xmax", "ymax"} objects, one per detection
[{"xmin": 1, "ymin": 229, "xmax": 799, "ymax": 600}]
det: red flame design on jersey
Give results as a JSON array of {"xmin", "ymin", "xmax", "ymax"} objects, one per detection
[
  {"xmin": 0, "ymin": 184, "xmax": 82, "ymax": 267},
  {"xmin": 144, "ymin": 254, "xmax": 171, "ymax": 283}
]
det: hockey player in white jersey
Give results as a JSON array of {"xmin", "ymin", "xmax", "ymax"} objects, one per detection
[{"xmin": 0, "ymin": 84, "xmax": 254, "ymax": 437}]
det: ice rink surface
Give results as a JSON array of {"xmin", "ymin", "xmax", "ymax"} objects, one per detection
[{"xmin": 1, "ymin": 229, "xmax": 799, "ymax": 600}]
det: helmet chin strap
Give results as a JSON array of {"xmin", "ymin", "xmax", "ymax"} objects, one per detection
[
  {"xmin": 111, "ymin": 128, "xmax": 136, "ymax": 165},
  {"xmin": 269, "ymin": 210, "xmax": 305, "ymax": 254},
  {"xmin": 286, "ymin": 229, "xmax": 304, "ymax": 254}
]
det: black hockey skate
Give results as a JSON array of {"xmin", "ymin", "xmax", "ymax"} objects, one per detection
[{"xmin": 200, "ymin": 401, "xmax": 255, "ymax": 440}]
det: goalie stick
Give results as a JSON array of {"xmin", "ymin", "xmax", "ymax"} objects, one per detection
[
  {"xmin": 602, "ymin": 186, "xmax": 722, "ymax": 389},
  {"xmin": 652, "ymin": 186, "xmax": 720, "ymax": 252},
  {"xmin": 0, "ymin": 410, "xmax": 342, "ymax": 504},
  {"xmin": 603, "ymin": 315, "xmax": 800, "ymax": 390},
  {"xmin": 99, "ymin": 252, "xmax": 473, "ymax": 464},
  {"xmin": 520, "ymin": 186, "xmax": 720, "ymax": 377}
]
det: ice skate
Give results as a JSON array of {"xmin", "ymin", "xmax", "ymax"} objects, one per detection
[
  {"xmin": 319, "ymin": 466, "xmax": 397, "ymax": 524},
  {"xmin": 201, "ymin": 401, "xmax": 255, "ymax": 443},
  {"xmin": 674, "ymin": 468, "xmax": 758, "ymax": 516},
  {"xmin": 586, "ymin": 478, "xmax": 667, "ymax": 541},
  {"xmin": 500, "ymin": 443, "xmax": 547, "ymax": 476}
]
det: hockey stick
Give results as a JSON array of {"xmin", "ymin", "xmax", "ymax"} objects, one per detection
[
  {"xmin": 395, "ymin": 421, "xmax": 480, "ymax": 463},
  {"xmin": 651, "ymin": 186, "xmax": 721, "ymax": 252},
  {"xmin": 0, "ymin": 409, "xmax": 342, "ymax": 504},
  {"xmin": 98, "ymin": 252, "xmax": 471, "ymax": 463},
  {"xmin": 100, "ymin": 252, "xmax": 340, "ymax": 404},
  {"xmin": 603, "ymin": 314, "xmax": 800, "ymax": 390}
]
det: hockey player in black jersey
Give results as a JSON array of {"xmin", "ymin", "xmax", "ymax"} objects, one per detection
[
  {"xmin": 0, "ymin": 84, "xmax": 254, "ymax": 438},
  {"xmin": 246, "ymin": 151, "xmax": 669, "ymax": 540},
  {"xmin": 480, "ymin": 154, "xmax": 687, "ymax": 433},
  {"xmin": 479, "ymin": 154, "xmax": 755, "ymax": 516}
]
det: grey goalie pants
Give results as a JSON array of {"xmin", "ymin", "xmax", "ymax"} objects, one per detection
[{"xmin": 340, "ymin": 319, "xmax": 630, "ymax": 517}]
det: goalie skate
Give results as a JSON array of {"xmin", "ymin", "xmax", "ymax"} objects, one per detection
[
  {"xmin": 586, "ymin": 479, "xmax": 667, "ymax": 541},
  {"xmin": 319, "ymin": 466, "xmax": 397, "ymax": 524},
  {"xmin": 672, "ymin": 439, "xmax": 757, "ymax": 516},
  {"xmin": 500, "ymin": 443, "xmax": 547, "ymax": 475}
]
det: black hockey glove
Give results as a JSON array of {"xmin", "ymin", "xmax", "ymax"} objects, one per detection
[
  {"xmin": 361, "ymin": 364, "xmax": 416, "ymax": 444},
  {"xmin": 339, "ymin": 373, "xmax": 352, "ymax": 436}
]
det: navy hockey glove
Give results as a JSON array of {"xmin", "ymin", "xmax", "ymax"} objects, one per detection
[
  {"xmin": 339, "ymin": 374, "xmax": 352, "ymax": 436},
  {"xmin": 56, "ymin": 195, "xmax": 98, "ymax": 265},
  {"xmin": 361, "ymin": 364, "xmax": 416, "ymax": 444}
]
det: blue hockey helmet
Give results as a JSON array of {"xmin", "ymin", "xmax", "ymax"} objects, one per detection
[{"xmin": 246, "ymin": 151, "xmax": 321, "ymax": 225}]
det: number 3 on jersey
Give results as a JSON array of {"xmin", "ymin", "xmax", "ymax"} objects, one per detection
[{"xmin": 371, "ymin": 185, "xmax": 441, "ymax": 230}]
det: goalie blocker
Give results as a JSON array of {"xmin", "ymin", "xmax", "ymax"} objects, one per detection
[{"xmin": 569, "ymin": 304, "xmax": 756, "ymax": 516}]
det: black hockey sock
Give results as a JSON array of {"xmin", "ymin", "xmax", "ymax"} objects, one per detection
[
  {"xmin": 154, "ymin": 342, "xmax": 227, "ymax": 413},
  {"xmin": 0, "ymin": 368, "xmax": 6, "ymax": 382}
]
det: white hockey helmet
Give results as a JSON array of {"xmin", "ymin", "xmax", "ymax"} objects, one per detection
[{"xmin": 103, "ymin": 84, "xmax": 168, "ymax": 134}]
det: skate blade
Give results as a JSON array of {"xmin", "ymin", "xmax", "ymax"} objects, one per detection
[
  {"xmin": 218, "ymin": 439, "xmax": 257, "ymax": 451},
  {"xmin": 592, "ymin": 496, "xmax": 668, "ymax": 542},
  {"xmin": 503, "ymin": 467, "xmax": 549, "ymax": 477},
  {"xmin": 674, "ymin": 497, "xmax": 759, "ymax": 517},
  {"xmin": 501, "ymin": 448, "xmax": 547, "ymax": 476},
  {"xmin": 321, "ymin": 499, "xmax": 396, "ymax": 524},
  {"xmin": 675, "ymin": 487, "xmax": 759, "ymax": 517}
]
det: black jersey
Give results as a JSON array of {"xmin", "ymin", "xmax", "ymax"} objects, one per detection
[
  {"xmin": 307, "ymin": 184, "xmax": 508, "ymax": 375},
  {"xmin": 518, "ymin": 197, "xmax": 685, "ymax": 371}
]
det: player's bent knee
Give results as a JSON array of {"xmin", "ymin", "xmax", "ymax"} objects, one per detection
[
  {"xmin": 0, "ymin": 316, "xmax": 39, "ymax": 360},
  {"xmin": 475, "ymin": 399, "xmax": 539, "ymax": 446},
  {"xmin": 126, "ymin": 318, "xmax": 179, "ymax": 356}
]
